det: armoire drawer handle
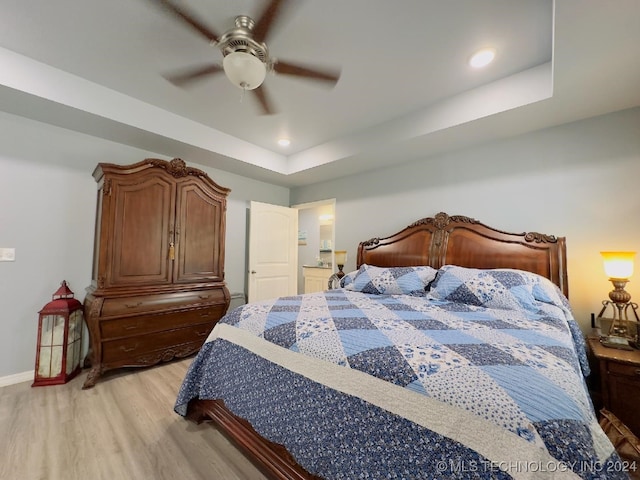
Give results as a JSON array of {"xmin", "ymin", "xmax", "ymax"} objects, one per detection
[
  {"xmin": 125, "ymin": 302, "xmax": 143, "ymax": 308},
  {"xmin": 198, "ymin": 294, "xmax": 211, "ymax": 299},
  {"xmin": 635, "ymin": 369, "xmax": 640, "ymax": 376},
  {"xmin": 124, "ymin": 324, "xmax": 140, "ymax": 330},
  {"xmin": 196, "ymin": 330, "xmax": 208, "ymax": 337},
  {"xmin": 199, "ymin": 311, "xmax": 212, "ymax": 317},
  {"xmin": 120, "ymin": 344, "xmax": 138, "ymax": 353}
]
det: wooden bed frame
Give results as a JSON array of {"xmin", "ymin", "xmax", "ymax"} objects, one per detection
[{"xmin": 184, "ymin": 212, "xmax": 568, "ymax": 480}]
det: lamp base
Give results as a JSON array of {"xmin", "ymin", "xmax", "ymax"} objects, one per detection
[
  {"xmin": 596, "ymin": 299, "xmax": 639, "ymax": 350},
  {"xmin": 600, "ymin": 335, "xmax": 635, "ymax": 351}
]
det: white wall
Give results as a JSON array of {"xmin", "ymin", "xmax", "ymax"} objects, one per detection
[
  {"xmin": 291, "ymin": 107, "xmax": 640, "ymax": 333},
  {"xmin": 0, "ymin": 112, "xmax": 289, "ymax": 378}
]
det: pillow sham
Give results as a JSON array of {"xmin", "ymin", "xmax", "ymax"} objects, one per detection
[
  {"xmin": 531, "ymin": 276, "xmax": 570, "ymax": 310},
  {"xmin": 339, "ymin": 270, "xmax": 358, "ymax": 289},
  {"xmin": 350, "ymin": 264, "xmax": 437, "ymax": 296},
  {"xmin": 427, "ymin": 265, "xmax": 540, "ymax": 311}
]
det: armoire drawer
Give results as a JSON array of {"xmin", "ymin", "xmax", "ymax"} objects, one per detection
[
  {"xmin": 100, "ymin": 305, "xmax": 225, "ymax": 339},
  {"xmin": 101, "ymin": 289, "xmax": 226, "ymax": 316},
  {"xmin": 101, "ymin": 323, "xmax": 213, "ymax": 363}
]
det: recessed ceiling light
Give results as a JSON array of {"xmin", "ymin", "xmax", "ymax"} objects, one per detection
[
  {"xmin": 469, "ymin": 48, "xmax": 496, "ymax": 68},
  {"xmin": 277, "ymin": 138, "xmax": 291, "ymax": 147}
]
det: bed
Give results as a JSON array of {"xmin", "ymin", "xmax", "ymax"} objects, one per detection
[{"xmin": 175, "ymin": 212, "xmax": 629, "ymax": 479}]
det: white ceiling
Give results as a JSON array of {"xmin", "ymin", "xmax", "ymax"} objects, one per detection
[{"xmin": 0, "ymin": 0, "xmax": 638, "ymax": 187}]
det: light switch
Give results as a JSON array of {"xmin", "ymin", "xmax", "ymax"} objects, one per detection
[{"xmin": 0, "ymin": 248, "xmax": 16, "ymax": 261}]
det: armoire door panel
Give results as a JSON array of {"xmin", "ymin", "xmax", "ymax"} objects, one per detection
[
  {"xmin": 174, "ymin": 180, "xmax": 223, "ymax": 283},
  {"xmin": 109, "ymin": 175, "xmax": 175, "ymax": 286}
]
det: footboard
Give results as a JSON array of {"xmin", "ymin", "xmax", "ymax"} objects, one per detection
[{"xmin": 186, "ymin": 399, "xmax": 321, "ymax": 480}]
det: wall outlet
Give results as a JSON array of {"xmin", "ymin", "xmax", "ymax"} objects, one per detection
[{"xmin": 0, "ymin": 248, "xmax": 16, "ymax": 262}]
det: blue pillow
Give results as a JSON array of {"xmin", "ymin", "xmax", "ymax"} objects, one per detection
[
  {"xmin": 427, "ymin": 265, "xmax": 539, "ymax": 310},
  {"xmin": 350, "ymin": 264, "xmax": 437, "ymax": 296}
]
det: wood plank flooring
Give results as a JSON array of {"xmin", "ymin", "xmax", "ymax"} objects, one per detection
[{"xmin": 0, "ymin": 359, "xmax": 267, "ymax": 480}]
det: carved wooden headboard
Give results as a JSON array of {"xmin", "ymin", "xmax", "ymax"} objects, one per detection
[{"xmin": 357, "ymin": 212, "xmax": 568, "ymax": 298}]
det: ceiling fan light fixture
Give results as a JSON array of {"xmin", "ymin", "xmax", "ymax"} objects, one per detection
[{"xmin": 223, "ymin": 51, "xmax": 267, "ymax": 90}]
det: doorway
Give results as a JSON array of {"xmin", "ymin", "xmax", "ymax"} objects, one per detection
[{"xmin": 292, "ymin": 199, "xmax": 336, "ymax": 294}]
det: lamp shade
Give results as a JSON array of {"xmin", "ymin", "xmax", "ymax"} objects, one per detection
[
  {"xmin": 334, "ymin": 250, "xmax": 347, "ymax": 266},
  {"xmin": 601, "ymin": 251, "xmax": 636, "ymax": 279},
  {"xmin": 223, "ymin": 52, "xmax": 266, "ymax": 90}
]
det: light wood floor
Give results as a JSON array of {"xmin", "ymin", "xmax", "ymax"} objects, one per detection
[{"xmin": 0, "ymin": 359, "xmax": 268, "ymax": 480}]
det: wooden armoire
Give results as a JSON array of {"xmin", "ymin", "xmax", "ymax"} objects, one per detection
[{"xmin": 82, "ymin": 158, "xmax": 230, "ymax": 389}]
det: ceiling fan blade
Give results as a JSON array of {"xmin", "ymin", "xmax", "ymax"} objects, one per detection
[
  {"xmin": 252, "ymin": 86, "xmax": 277, "ymax": 115},
  {"xmin": 156, "ymin": 0, "xmax": 220, "ymax": 43},
  {"xmin": 252, "ymin": 0, "xmax": 293, "ymax": 43},
  {"xmin": 273, "ymin": 60, "xmax": 340, "ymax": 86},
  {"xmin": 164, "ymin": 64, "xmax": 223, "ymax": 86}
]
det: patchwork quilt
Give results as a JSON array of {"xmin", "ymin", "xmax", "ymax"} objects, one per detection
[{"xmin": 175, "ymin": 276, "xmax": 629, "ymax": 479}]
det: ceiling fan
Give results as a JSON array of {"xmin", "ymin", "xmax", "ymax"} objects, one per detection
[{"xmin": 155, "ymin": 0, "xmax": 341, "ymax": 115}]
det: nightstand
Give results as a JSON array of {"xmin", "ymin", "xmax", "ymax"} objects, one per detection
[{"xmin": 587, "ymin": 336, "xmax": 640, "ymax": 436}]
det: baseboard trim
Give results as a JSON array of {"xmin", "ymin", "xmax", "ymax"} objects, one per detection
[
  {"xmin": 229, "ymin": 292, "xmax": 246, "ymax": 310},
  {"xmin": 0, "ymin": 370, "xmax": 32, "ymax": 388}
]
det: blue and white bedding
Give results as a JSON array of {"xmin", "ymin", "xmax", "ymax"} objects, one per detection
[{"xmin": 175, "ymin": 266, "xmax": 628, "ymax": 479}]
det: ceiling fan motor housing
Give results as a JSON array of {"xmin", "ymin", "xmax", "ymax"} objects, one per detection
[
  {"xmin": 218, "ymin": 16, "xmax": 269, "ymax": 63},
  {"xmin": 218, "ymin": 16, "xmax": 270, "ymax": 90}
]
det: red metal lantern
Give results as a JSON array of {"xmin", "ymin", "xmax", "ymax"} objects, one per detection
[{"xmin": 32, "ymin": 281, "xmax": 84, "ymax": 386}]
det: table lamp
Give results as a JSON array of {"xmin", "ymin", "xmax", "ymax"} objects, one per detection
[{"xmin": 598, "ymin": 251, "xmax": 639, "ymax": 349}]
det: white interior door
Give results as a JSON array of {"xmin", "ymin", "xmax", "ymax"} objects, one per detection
[{"xmin": 248, "ymin": 201, "xmax": 298, "ymax": 303}]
